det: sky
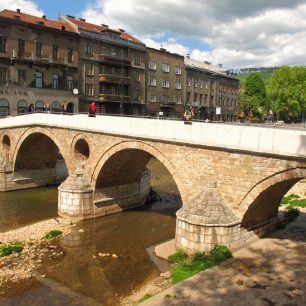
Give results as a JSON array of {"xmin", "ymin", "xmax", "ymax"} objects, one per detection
[{"xmin": 1, "ymin": 0, "xmax": 306, "ymax": 69}]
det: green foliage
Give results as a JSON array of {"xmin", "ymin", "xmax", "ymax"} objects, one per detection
[
  {"xmin": 280, "ymin": 194, "xmax": 300, "ymax": 206},
  {"xmin": 136, "ymin": 293, "xmax": 153, "ymax": 304},
  {"xmin": 268, "ymin": 66, "xmax": 306, "ymax": 122},
  {"xmin": 287, "ymin": 198, "xmax": 306, "ymax": 210},
  {"xmin": 0, "ymin": 242, "xmax": 23, "ymax": 257},
  {"xmin": 43, "ymin": 229, "xmax": 63, "ymax": 239},
  {"xmin": 169, "ymin": 245, "xmax": 232, "ymax": 284},
  {"xmin": 168, "ymin": 250, "xmax": 188, "ymax": 263}
]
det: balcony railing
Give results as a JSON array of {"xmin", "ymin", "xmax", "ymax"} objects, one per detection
[
  {"xmin": 99, "ymin": 54, "xmax": 131, "ymax": 66},
  {"xmin": 99, "ymin": 74, "xmax": 130, "ymax": 84},
  {"xmin": 160, "ymin": 101, "xmax": 176, "ymax": 108},
  {"xmin": 99, "ymin": 94, "xmax": 131, "ymax": 103}
]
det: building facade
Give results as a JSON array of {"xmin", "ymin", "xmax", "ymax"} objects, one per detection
[
  {"xmin": 0, "ymin": 9, "xmax": 79, "ymax": 116},
  {"xmin": 185, "ymin": 57, "xmax": 239, "ymax": 122},
  {"xmin": 60, "ymin": 16, "xmax": 147, "ymax": 115},
  {"xmin": 146, "ymin": 47, "xmax": 185, "ymax": 118}
]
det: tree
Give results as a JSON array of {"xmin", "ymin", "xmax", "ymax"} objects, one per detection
[{"xmin": 268, "ymin": 66, "xmax": 306, "ymax": 122}]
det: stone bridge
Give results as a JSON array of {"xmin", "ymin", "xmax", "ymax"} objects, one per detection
[{"xmin": 0, "ymin": 114, "xmax": 305, "ymax": 253}]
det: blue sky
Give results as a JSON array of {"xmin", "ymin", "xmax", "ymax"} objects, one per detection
[{"xmin": 2, "ymin": 0, "xmax": 306, "ymax": 68}]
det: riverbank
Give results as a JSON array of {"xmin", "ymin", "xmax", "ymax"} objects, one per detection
[{"xmin": 0, "ymin": 218, "xmax": 73, "ymax": 295}]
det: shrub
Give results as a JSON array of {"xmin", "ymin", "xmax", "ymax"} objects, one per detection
[
  {"xmin": 287, "ymin": 198, "xmax": 306, "ymax": 210},
  {"xmin": 136, "ymin": 293, "xmax": 153, "ymax": 304},
  {"xmin": 0, "ymin": 242, "xmax": 23, "ymax": 257},
  {"xmin": 280, "ymin": 194, "xmax": 300, "ymax": 206},
  {"xmin": 168, "ymin": 250, "xmax": 188, "ymax": 263},
  {"xmin": 43, "ymin": 230, "xmax": 63, "ymax": 239}
]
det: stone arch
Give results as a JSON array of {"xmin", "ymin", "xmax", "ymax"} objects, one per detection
[
  {"xmin": 12, "ymin": 127, "xmax": 72, "ymax": 173},
  {"xmin": 91, "ymin": 140, "xmax": 185, "ymax": 200},
  {"xmin": 71, "ymin": 133, "xmax": 90, "ymax": 163},
  {"xmin": 66, "ymin": 102, "xmax": 75, "ymax": 113},
  {"xmin": 238, "ymin": 167, "xmax": 306, "ymax": 228}
]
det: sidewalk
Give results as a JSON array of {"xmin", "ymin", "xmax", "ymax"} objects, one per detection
[{"xmin": 143, "ymin": 208, "xmax": 306, "ymax": 306}]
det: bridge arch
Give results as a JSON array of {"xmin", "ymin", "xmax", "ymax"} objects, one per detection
[
  {"xmin": 12, "ymin": 127, "xmax": 71, "ymax": 173},
  {"xmin": 239, "ymin": 167, "xmax": 306, "ymax": 228},
  {"xmin": 91, "ymin": 140, "xmax": 185, "ymax": 201}
]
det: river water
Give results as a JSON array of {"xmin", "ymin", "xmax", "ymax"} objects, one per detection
[{"xmin": 0, "ymin": 158, "xmax": 181, "ymax": 305}]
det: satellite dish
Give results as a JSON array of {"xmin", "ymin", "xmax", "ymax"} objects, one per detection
[{"xmin": 73, "ymin": 88, "xmax": 79, "ymax": 95}]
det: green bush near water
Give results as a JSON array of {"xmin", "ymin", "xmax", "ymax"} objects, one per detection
[
  {"xmin": 43, "ymin": 229, "xmax": 63, "ymax": 239},
  {"xmin": 169, "ymin": 245, "xmax": 232, "ymax": 284},
  {"xmin": 0, "ymin": 242, "xmax": 23, "ymax": 257},
  {"xmin": 280, "ymin": 194, "xmax": 300, "ymax": 206}
]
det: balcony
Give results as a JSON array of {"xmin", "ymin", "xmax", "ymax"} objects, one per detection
[
  {"xmin": 10, "ymin": 50, "xmax": 72, "ymax": 68},
  {"xmin": 99, "ymin": 74, "xmax": 130, "ymax": 84},
  {"xmin": 160, "ymin": 101, "xmax": 176, "ymax": 108},
  {"xmin": 99, "ymin": 94, "xmax": 131, "ymax": 103},
  {"xmin": 99, "ymin": 54, "xmax": 131, "ymax": 66}
]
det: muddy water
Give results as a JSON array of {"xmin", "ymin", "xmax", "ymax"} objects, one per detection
[{"xmin": 0, "ymin": 158, "xmax": 182, "ymax": 305}]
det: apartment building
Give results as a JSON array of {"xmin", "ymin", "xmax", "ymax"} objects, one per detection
[
  {"xmin": 185, "ymin": 57, "xmax": 239, "ymax": 122},
  {"xmin": 60, "ymin": 16, "xmax": 146, "ymax": 115},
  {"xmin": 0, "ymin": 9, "xmax": 79, "ymax": 116},
  {"xmin": 146, "ymin": 47, "xmax": 185, "ymax": 118}
]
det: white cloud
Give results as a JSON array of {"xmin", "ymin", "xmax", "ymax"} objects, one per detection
[
  {"xmin": 81, "ymin": 0, "xmax": 306, "ymax": 67},
  {"xmin": 0, "ymin": 0, "xmax": 43, "ymax": 17}
]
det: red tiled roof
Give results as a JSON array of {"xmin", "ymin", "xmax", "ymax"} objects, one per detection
[
  {"xmin": 0, "ymin": 9, "xmax": 76, "ymax": 33},
  {"xmin": 65, "ymin": 17, "xmax": 144, "ymax": 45}
]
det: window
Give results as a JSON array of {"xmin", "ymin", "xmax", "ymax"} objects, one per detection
[
  {"xmin": 67, "ymin": 76, "xmax": 74, "ymax": 91},
  {"xmin": 67, "ymin": 48, "xmax": 73, "ymax": 63},
  {"xmin": 86, "ymin": 63, "xmax": 94, "ymax": 76},
  {"xmin": 149, "ymin": 93, "xmax": 156, "ymax": 102},
  {"xmin": 0, "ymin": 99, "xmax": 9, "ymax": 117},
  {"xmin": 17, "ymin": 100, "xmax": 27, "ymax": 114},
  {"xmin": 35, "ymin": 72, "xmax": 43, "ymax": 88},
  {"xmin": 148, "ymin": 76, "xmax": 156, "ymax": 86},
  {"xmin": 18, "ymin": 39, "xmax": 25, "ymax": 57},
  {"xmin": 0, "ymin": 36, "xmax": 7, "ymax": 52},
  {"xmin": 175, "ymin": 95, "xmax": 181, "ymax": 103},
  {"xmin": 133, "ymin": 70, "xmax": 140, "ymax": 81},
  {"xmin": 85, "ymin": 83, "xmax": 94, "ymax": 96},
  {"xmin": 18, "ymin": 70, "xmax": 26, "ymax": 85},
  {"xmin": 162, "ymin": 95, "xmax": 170, "ymax": 102},
  {"xmin": 85, "ymin": 43, "xmax": 93, "ymax": 56},
  {"xmin": 175, "ymin": 81, "xmax": 181, "ymax": 90},
  {"xmin": 51, "ymin": 101, "xmax": 60, "ymax": 113},
  {"xmin": 162, "ymin": 63, "xmax": 169, "ymax": 72},
  {"xmin": 134, "ymin": 54, "xmax": 141, "ymax": 65},
  {"xmin": 52, "ymin": 73, "xmax": 59, "ymax": 89},
  {"xmin": 162, "ymin": 79, "xmax": 169, "ymax": 88},
  {"xmin": 35, "ymin": 100, "xmax": 44, "ymax": 112},
  {"xmin": 187, "ymin": 78, "xmax": 191, "ymax": 87},
  {"xmin": 36, "ymin": 41, "xmax": 43, "ymax": 58},
  {"xmin": 0, "ymin": 67, "xmax": 8, "ymax": 84},
  {"xmin": 52, "ymin": 45, "xmax": 58, "ymax": 60},
  {"xmin": 175, "ymin": 66, "xmax": 181, "ymax": 75},
  {"xmin": 195, "ymin": 79, "xmax": 198, "ymax": 87},
  {"xmin": 148, "ymin": 60, "xmax": 156, "ymax": 70}
]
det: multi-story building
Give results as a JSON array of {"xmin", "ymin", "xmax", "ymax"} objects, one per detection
[
  {"xmin": 0, "ymin": 9, "xmax": 79, "ymax": 116},
  {"xmin": 185, "ymin": 57, "xmax": 239, "ymax": 122},
  {"xmin": 60, "ymin": 16, "xmax": 147, "ymax": 115},
  {"xmin": 146, "ymin": 47, "xmax": 185, "ymax": 118}
]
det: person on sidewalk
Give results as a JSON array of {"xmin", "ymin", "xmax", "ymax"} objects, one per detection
[{"xmin": 88, "ymin": 101, "xmax": 97, "ymax": 117}]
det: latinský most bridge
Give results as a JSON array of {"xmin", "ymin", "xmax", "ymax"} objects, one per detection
[{"xmin": 0, "ymin": 114, "xmax": 305, "ymax": 253}]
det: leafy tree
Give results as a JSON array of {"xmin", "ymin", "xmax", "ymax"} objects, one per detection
[{"xmin": 268, "ymin": 66, "xmax": 306, "ymax": 122}]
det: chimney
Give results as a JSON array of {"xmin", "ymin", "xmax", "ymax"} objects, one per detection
[
  {"xmin": 186, "ymin": 54, "xmax": 190, "ymax": 59},
  {"xmin": 160, "ymin": 48, "xmax": 166, "ymax": 52},
  {"xmin": 79, "ymin": 18, "xmax": 86, "ymax": 22},
  {"xmin": 42, "ymin": 15, "xmax": 46, "ymax": 19},
  {"xmin": 118, "ymin": 28, "xmax": 125, "ymax": 32},
  {"xmin": 16, "ymin": 8, "xmax": 21, "ymax": 13}
]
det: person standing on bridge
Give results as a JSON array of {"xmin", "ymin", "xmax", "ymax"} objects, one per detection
[
  {"xmin": 184, "ymin": 104, "xmax": 194, "ymax": 122},
  {"xmin": 88, "ymin": 101, "xmax": 97, "ymax": 117}
]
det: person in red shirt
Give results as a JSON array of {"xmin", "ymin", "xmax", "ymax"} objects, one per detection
[{"xmin": 88, "ymin": 101, "xmax": 97, "ymax": 117}]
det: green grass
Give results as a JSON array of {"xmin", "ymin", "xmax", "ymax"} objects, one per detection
[
  {"xmin": 168, "ymin": 250, "xmax": 188, "ymax": 263},
  {"xmin": 0, "ymin": 242, "xmax": 23, "ymax": 257},
  {"xmin": 43, "ymin": 230, "xmax": 63, "ymax": 239},
  {"xmin": 280, "ymin": 194, "xmax": 300, "ymax": 206},
  {"xmin": 136, "ymin": 293, "xmax": 153, "ymax": 304},
  {"xmin": 169, "ymin": 245, "xmax": 232, "ymax": 284}
]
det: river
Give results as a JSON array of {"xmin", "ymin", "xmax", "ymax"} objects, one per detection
[{"xmin": 0, "ymin": 158, "xmax": 182, "ymax": 305}]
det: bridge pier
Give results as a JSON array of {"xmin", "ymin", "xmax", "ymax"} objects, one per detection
[
  {"xmin": 58, "ymin": 167, "xmax": 151, "ymax": 220},
  {"xmin": 175, "ymin": 184, "xmax": 278, "ymax": 253}
]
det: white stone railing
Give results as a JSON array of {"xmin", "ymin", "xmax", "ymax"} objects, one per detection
[{"xmin": 0, "ymin": 113, "xmax": 305, "ymax": 158}]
